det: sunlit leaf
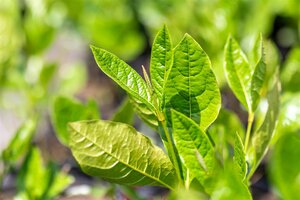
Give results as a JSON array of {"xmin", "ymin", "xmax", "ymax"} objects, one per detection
[
  {"xmin": 91, "ymin": 46, "xmax": 158, "ymax": 128},
  {"xmin": 247, "ymin": 77, "xmax": 280, "ymax": 177},
  {"xmin": 69, "ymin": 120, "xmax": 178, "ymax": 189},
  {"xmin": 233, "ymin": 132, "xmax": 247, "ymax": 180},
  {"xmin": 150, "ymin": 25, "xmax": 172, "ymax": 106},
  {"xmin": 172, "ymin": 110, "xmax": 216, "ymax": 192},
  {"xmin": 250, "ymin": 60, "xmax": 266, "ymax": 112},
  {"xmin": 224, "ymin": 36, "xmax": 251, "ymax": 111},
  {"xmin": 164, "ymin": 34, "xmax": 221, "ymax": 130},
  {"xmin": 17, "ymin": 147, "xmax": 46, "ymax": 199},
  {"xmin": 250, "ymin": 37, "xmax": 266, "ymax": 111}
]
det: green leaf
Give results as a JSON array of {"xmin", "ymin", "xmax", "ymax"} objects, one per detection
[
  {"xmin": 248, "ymin": 34, "xmax": 263, "ymax": 67},
  {"xmin": 2, "ymin": 119, "xmax": 36, "ymax": 165},
  {"xmin": 165, "ymin": 34, "xmax": 221, "ymax": 130},
  {"xmin": 171, "ymin": 110, "xmax": 216, "ymax": 191},
  {"xmin": 129, "ymin": 95, "xmax": 158, "ymax": 128},
  {"xmin": 209, "ymin": 109, "xmax": 245, "ymax": 161},
  {"xmin": 43, "ymin": 163, "xmax": 74, "ymax": 199},
  {"xmin": 224, "ymin": 36, "xmax": 251, "ymax": 111},
  {"xmin": 111, "ymin": 97, "xmax": 134, "ymax": 125},
  {"xmin": 269, "ymin": 133, "xmax": 300, "ymax": 200},
  {"xmin": 150, "ymin": 25, "xmax": 172, "ymax": 106},
  {"xmin": 91, "ymin": 46, "xmax": 157, "ymax": 127},
  {"xmin": 281, "ymin": 47, "xmax": 300, "ymax": 92},
  {"xmin": 247, "ymin": 77, "xmax": 280, "ymax": 177},
  {"xmin": 211, "ymin": 162, "xmax": 252, "ymax": 200},
  {"xmin": 168, "ymin": 187, "xmax": 208, "ymax": 200},
  {"xmin": 233, "ymin": 132, "xmax": 247, "ymax": 180},
  {"xmin": 250, "ymin": 36, "xmax": 266, "ymax": 111},
  {"xmin": 52, "ymin": 96, "xmax": 100, "ymax": 146},
  {"xmin": 17, "ymin": 147, "xmax": 47, "ymax": 199},
  {"xmin": 38, "ymin": 63, "xmax": 57, "ymax": 90},
  {"xmin": 69, "ymin": 120, "xmax": 178, "ymax": 189}
]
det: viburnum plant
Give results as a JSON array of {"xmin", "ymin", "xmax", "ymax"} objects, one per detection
[{"xmin": 68, "ymin": 26, "xmax": 279, "ymax": 199}]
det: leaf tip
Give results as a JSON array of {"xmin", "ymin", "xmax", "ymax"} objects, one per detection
[{"xmin": 90, "ymin": 45, "xmax": 99, "ymax": 54}]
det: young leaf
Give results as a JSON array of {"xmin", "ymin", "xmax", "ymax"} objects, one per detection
[
  {"xmin": 171, "ymin": 110, "xmax": 216, "ymax": 191},
  {"xmin": 250, "ymin": 35, "xmax": 266, "ymax": 111},
  {"xmin": 2, "ymin": 119, "xmax": 36, "ymax": 165},
  {"xmin": 247, "ymin": 76, "xmax": 280, "ymax": 177},
  {"xmin": 250, "ymin": 58, "xmax": 266, "ymax": 111},
  {"xmin": 164, "ymin": 34, "xmax": 221, "ymax": 130},
  {"xmin": 69, "ymin": 120, "xmax": 178, "ymax": 190},
  {"xmin": 129, "ymin": 96, "xmax": 158, "ymax": 128},
  {"xmin": 52, "ymin": 96, "xmax": 100, "ymax": 146},
  {"xmin": 233, "ymin": 132, "xmax": 247, "ymax": 180},
  {"xmin": 269, "ymin": 133, "xmax": 300, "ymax": 200},
  {"xmin": 91, "ymin": 46, "xmax": 158, "ymax": 128},
  {"xmin": 150, "ymin": 25, "xmax": 172, "ymax": 105},
  {"xmin": 224, "ymin": 36, "xmax": 251, "ymax": 111},
  {"xmin": 248, "ymin": 34, "xmax": 263, "ymax": 67}
]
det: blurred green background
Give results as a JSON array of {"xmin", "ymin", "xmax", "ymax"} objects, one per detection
[{"xmin": 0, "ymin": 0, "xmax": 299, "ymax": 199}]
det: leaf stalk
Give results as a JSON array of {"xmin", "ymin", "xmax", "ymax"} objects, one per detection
[{"xmin": 244, "ymin": 112, "xmax": 254, "ymax": 151}]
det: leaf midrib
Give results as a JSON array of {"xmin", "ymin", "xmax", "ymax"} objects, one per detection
[
  {"xmin": 93, "ymin": 48, "xmax": 156, "ymax": 112},
  {"xmin": 70, "ymin": 125, "xmax": 174, "ymax": 190}
]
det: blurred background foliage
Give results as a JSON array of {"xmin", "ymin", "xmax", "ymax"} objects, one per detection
[{"xmin": 0, "ymin": 0, "xmax": 299, "ymax": 199}]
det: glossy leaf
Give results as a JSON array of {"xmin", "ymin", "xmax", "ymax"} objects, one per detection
[
  {"xmin": 250, "ymin": 36, "xmax": 266, "ymax": 111},
  {"xmin": 2, "ymin": 119, "xmax": 36, "ymax": 164},
  {"xmin": 224, "ymin": 36, "xmax": 251, "ymax": 111},
  {"xmin": 150, "ymin": 25, "xmax": 172, "ymax": 105},
  {"xmin": 248, "ymin": 34, "xmax": 263, "ymax": 67},
  {"xmin": 164, "ymin": 34, "xmax": 221, "ymax": 130},
  {"xmin": 69, "ymin": 120, "xmax": 177, "ymax": 189},
  {"xmin": 52, "ymin": 96, "xmax": 100, "ymax": 146},
  {"xmin": 129, "ymin": 95, "xmax": 158, "ymax": 128},
  {"xmin": 91, "ymin": 45, "xmax": 154, "ymax": 108},
  {"xmin": 233, "ymin": 132, "xmax": 247, "ymax": 180},
  {"xmin": 247, "ymin": 77, "xmax": 280, "ymax": 177},
  {"xmin": 91, "ymin": 46, "xmax": 157, "ymax": 127},
  {"xmin": 269, "ymin": 133, "xmax": 300, "ymax": 200},
  {"xmin": 171, "ymin": 110, "xmax": 216, "ymax": 191}
]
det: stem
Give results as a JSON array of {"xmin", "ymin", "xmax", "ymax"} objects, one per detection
[
  {"xmin": 244, "ymin": 112, "xmax": 255, "ymax": 151},
  {"xmin": 161, "ymin": 120, "xmax": 183, "ymax": 185}
]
